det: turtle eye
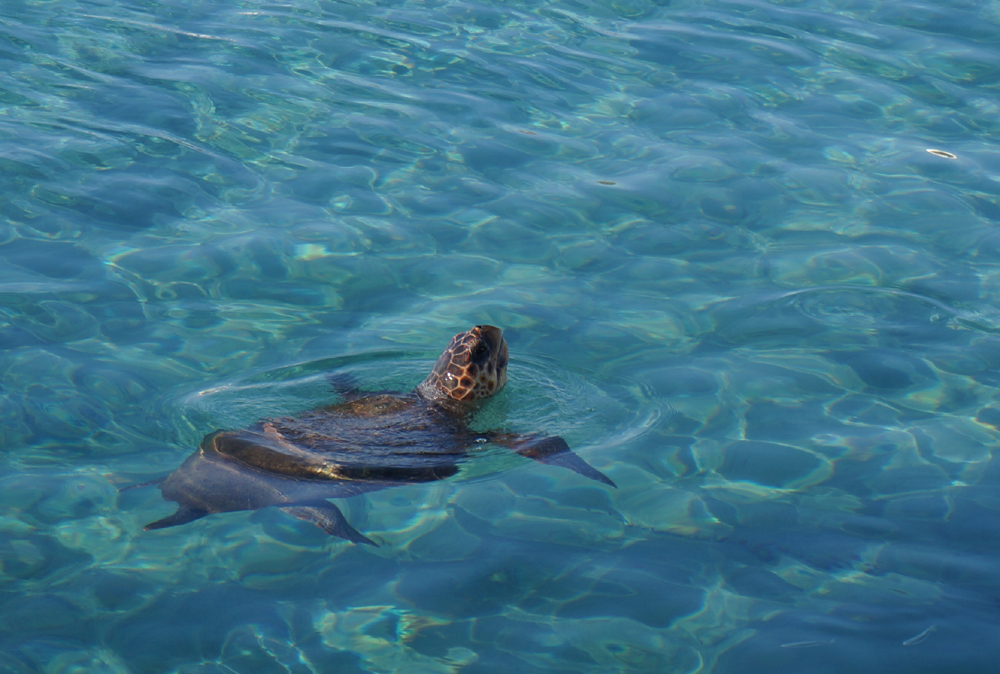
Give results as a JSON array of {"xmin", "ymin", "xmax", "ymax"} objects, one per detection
[{"xmin": 471, "ymin": 341, "xmax": 490, "ymax": 364}]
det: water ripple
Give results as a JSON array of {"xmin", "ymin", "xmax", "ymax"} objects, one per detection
[{"xmin": 3, "ymin": 0, "xmax": 1000, "ymax": 671}]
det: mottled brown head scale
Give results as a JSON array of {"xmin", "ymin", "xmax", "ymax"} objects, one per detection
[{"xmin": 419, "ymin": 325, "xmax": 509, "ymax": 402}]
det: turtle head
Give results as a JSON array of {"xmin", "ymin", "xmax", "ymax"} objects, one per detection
[{"xmin": 419, "ymin": 325, "xmax": 508, "ymax": 402}]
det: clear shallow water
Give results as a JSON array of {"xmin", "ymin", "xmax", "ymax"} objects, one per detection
[{"xmin": 2, "ymin": 0, "xmax": 1000, "ymax": 671}]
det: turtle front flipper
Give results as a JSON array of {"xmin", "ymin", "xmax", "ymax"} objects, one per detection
[
  {"xmin": 486, "ymin": 433, "xmax": 617, "ymax": 488},
  {"xmin": 280, "ymin": 501, "xmax": 378, "ymax": 547},
  {"xmin": 144, "ymin": 506, "xmax": 209, "ymax": 531}
]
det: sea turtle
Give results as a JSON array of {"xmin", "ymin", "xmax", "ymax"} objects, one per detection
[{"xmin": 141, "ymin": 325, "xmax": 614, "ymax": 545}]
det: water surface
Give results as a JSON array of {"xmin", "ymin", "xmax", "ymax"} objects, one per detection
[{"xmin": 2, "ymin": 0, "xmax": 1000, "ymax": 672}]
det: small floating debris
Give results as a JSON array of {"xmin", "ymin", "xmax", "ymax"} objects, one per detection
[
  {"xmin": 780, "ymin": 639, "xmax": 835, "ymax": 649},
  {"xmin": 926, "ymin": 149, "xmax": 957, "ymax": 159},
  {"xmin": 902, "ymin": 624, "xmax": 937, "ymax": 646},
  {"xmin": 597, "ymin": 180, "xmax": 616, "ymax": 185}
]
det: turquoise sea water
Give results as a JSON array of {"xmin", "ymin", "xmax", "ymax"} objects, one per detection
[{"xmin": 2, "ymin": 0, "xmax": 1000, "ymax": 671}]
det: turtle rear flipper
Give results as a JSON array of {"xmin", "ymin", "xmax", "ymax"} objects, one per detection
[
  {"xmin": 144, "ymin": 507, "xmax": 208, "ymax": 531},
  {"xmin": 281, "ymin": 501, "xmax": 378, "ymax": 547},
  {"xmin": 488, "ymin": 433, "xmax": 617, "ymax": 488}
]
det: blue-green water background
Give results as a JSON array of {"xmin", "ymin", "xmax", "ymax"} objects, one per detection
[{"xmin": 2, "ymin": 0, "xmax": 1000, "ymax": 671}]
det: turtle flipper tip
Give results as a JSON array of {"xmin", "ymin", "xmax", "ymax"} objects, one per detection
[
  {"xmin": 143, "ymin": 507, "xmax": 207, "ymax": 531},
  {"xmin": 595, "ymin": 471, "xmax": 617, "ymax": 489},
  {"xmin": 566, "ymin": 459, "xmax": 617, "ymax": 488},
  {"xmin": 281, "ymin": 502, "xmax": 379, "ymax": 546}
]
